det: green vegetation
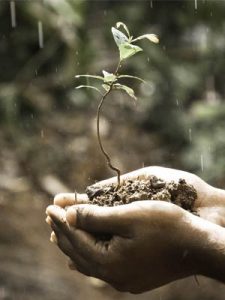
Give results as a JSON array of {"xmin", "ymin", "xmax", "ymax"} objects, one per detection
[
  {"xmin": 76, "ymin": 22, "xmax": 158, "ymax": 186},
  {"xmin": 1, "ymin": 0, "xmax": 225, "ymax": 185}
]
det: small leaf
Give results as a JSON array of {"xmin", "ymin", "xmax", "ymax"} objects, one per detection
[
  {"xmin": 102, "ymin": 84, "xmax": 110, "ymax": 92},
  {"xmin": 76, "ymin": 85, "xmax": 103, "ymax": 95},
  {"xmin": 116, "ymin": 22, "xmax": 130, "ymax": 39},
  {"xmin": 118, "ymin": 75, "xmax": 146, "ymax": 83},
  {"xmin": 102, "ymin": 70, "xmax": 117, "ymax": 83},
  {"xmin": 113, "ymin": 83, "xmax": 137, "ymax": 101},
  {"xmin": 119, "ymin": 43, "xmax": 143, "ymax": 60},
  {"xmin": 132, "ymin": 34, "xmax": 159, "ymax": 44},
  {"xmin": 75, "ymin": 74, "xmax": 104, "ymax": 81},
  {"xmin": 111, "ymin": 27, "xmax": 129, "ymax": 47}
]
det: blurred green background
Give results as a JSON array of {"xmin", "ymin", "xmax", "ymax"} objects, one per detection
[{"xmin": 1, "ymin": 1, "xmax": 225, "ymax": 299}]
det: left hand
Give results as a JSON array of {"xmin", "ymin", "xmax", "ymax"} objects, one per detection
[{"xmin": 46, "ymin": 198, "xmax": 225, "ymax": 293}]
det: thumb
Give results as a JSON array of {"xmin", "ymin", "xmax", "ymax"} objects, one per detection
[{"xmin": 66, "ymin": 204, "xmax": 134, "ymax": 236}]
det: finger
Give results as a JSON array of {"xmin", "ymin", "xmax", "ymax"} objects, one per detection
[
  {"xmin": 89, "ymin": 167, "xmax": 168, "ymax": 189},
  {"xmin": 67, "ymin": 259, "xmax": 93, "ymax": 278},
  {"xmin": 197, "ymin": 207, "xmax": 225, "ymax": 227},
  {"xmin": 47, "ymin": 205, "xmax": 104, "ymax": 264},
  {"xmin": 50, "ymin": 219, "xmax": 74, "ymax": 256},
  {"xmin": 50, "ymin": 217, "xmax": 93, "ymax": 274},
  {"xmin": 46, "ymin": 205, "xmax": 74, "ymax": 240},
  {"xmin": 65, "ymin": 228, "xmax": 104, "ymax": 277},
  {"xmin": 91, "ymin": 169, "xmax": 147, "ymax": 188},
  {"xmin": 68, "ymin": 259, "xmax": 77, "ymax": 270},
  {"xmin": 46, "ymin": 216, "xmax": 53, "ymax": 226},
  {"xmin": 54, "ymin": 193, "xmax": 89, "ymax": 208},
  {"xmin": 66, "ymin": 204, "xmax": 134, "ymax": 236},
  {"xmin": 50, "ymin": 231, "xmax": 57, "ymax": 243}
]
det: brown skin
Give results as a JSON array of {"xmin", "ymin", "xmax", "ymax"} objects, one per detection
[{"xmin": 46, "ymin": 166, "xmax": 225, "ymax": 293}]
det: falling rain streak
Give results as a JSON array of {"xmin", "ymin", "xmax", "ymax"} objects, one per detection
[
  {"xmin": 189, "ymin": 128, "xmax": 192, "ymax": 143},
  {"xmin": 38, "ymin": 21, "xmax": 44, "ymax": 49},
  {"xmin": 195, "ymin": 0, "xmax": 198, "ymax": 10},
  {"xmin": 10, "ymin": 1, "xmax": 16, "ymax": 28},
  {"xmin": 150, "ymin": 1, "xmax": 153, "ymax": 8},
  {"xmin": 200, "ymin": 154, "xmax": 204, "ymax": 172}
]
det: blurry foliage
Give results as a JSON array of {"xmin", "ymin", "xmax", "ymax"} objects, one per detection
[{"xmin": 0, "ymin": 0, "xmax": 225, "ymax": 186}]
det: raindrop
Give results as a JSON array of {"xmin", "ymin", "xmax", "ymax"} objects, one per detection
[
  {"xmin": 200, "ymin": 154, "xmax": 204, "ymax": 172},
  {"xmin": 150, "ymin": 1, "xmax": 153, "ymax": 8},
  {"xmin": 35, "ymin": 69, "xmax": 38, "ymax": 76},
  {"xmin": 147, "ymin": 57, "xmax": 150, "ymax": 62},
  {"xmin": 189, "ymin": 128, "xmax": 192, "ymax": 142},
  {"xmin": 176, "ymin": 99, "xmax": 179, "ymax": 106},
  {"xmin": 38, "ymin": 21, "xmax": 44, "ymax": 49},
  {"xmin": 41, "ymin": 129, "xmax": 44, "ymax": 138},
  {"xmin": 10, "ymin": 1, "xmax": 16, "ymax": 28},
  {"xmin": 195, "ymin": 0, "xmax": 198, "ymax": 10}
]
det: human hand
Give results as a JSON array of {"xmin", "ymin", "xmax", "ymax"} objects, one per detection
[
  {"xmin": 46, "ymin": 198, "xmax": 225, "ymax": 293},
  {"xmin": 46, "ymin": 166, "xmax": 225, "ymax": 293},
  {"xmin": 46, "ymin": 200, "xmax": 199, "ymax": 293},
  {"xmin": 53, "ymin": 166, "xmax": 225, "ymax": 226}
]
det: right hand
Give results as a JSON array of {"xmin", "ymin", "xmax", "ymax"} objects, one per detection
[{"xmin": 54, "ymin": 166, "xmax": 225, "ymax": 227}]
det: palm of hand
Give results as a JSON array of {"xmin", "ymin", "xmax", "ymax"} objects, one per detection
[
  {"xmin": 54, "ymin": 166, "xmax": 225, "ymax": 227},
  {"xmin": 118, "ymin": 166, "xmax": 225, "ymax": 227}
]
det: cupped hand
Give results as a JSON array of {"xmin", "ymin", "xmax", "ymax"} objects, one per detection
[
  {"xmin": 46, "ymin": 200, "xmax": 205, "ymax": 293},
  {"xmin": 53, "ymin": 166, "xmax": 225, "ymax": 226}
]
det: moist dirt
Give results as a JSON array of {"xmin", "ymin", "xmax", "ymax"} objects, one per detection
[{"xmin": 86, "ymin": 176, "xmax": 197, "ymax": 212}]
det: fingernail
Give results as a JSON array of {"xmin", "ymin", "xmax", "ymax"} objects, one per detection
[
  {"xmin": 45, "ymin": 216, "xmax": 52, "ymax": 225},
  {"xmin": 46, "ymin": 205, "xmax": 54, "ymax": 215},
  {"xmin": 50, "ymin": 232, "xmax": 57, "ymax": 243}
]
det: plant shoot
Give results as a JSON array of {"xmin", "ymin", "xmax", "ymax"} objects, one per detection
[{"xmin": 75, "ymin": 22, "xmax": 159, "ymax": 188}]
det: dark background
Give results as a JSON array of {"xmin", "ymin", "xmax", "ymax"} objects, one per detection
[{"xmin": 1, "ymin": 0, "xmax": 225, "ymax": 299}]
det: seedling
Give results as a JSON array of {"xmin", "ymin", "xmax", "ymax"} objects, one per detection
[{"xmin": 75, "ymin": 22, "xmax": 159, "ymax": 188}]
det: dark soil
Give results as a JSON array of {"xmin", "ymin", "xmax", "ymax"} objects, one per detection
[{"xmin": 86, "ymin": 176, "xmax": 197, "ymax": 212}]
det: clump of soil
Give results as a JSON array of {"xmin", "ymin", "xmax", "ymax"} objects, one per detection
[{"xmin": 86, "ymin": 176, "xmax": 197, "ymax": 212}]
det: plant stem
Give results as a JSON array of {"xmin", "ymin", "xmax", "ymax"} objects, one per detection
[
  {"xmin": 97, "ymin": 86, "xmax": 121, "ymax": 188},
  {"xmin": 96, "ymin": 60, "xmax": 122, "ymax": 188}
]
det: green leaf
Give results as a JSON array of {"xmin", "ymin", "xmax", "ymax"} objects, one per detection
[
  {"xmin": 116, "ymin": 22, "xmax": 130, "ymax": 39},
  {"xmin": 102, "ymin": 70, "xmax": 117, "ymax": 83},
  {"xmin": 118, "ymin": 75, "xmax": 146, "ymax": 83},
  {"xmin": 132, "ymin": 34, "xmax": 159, "ymax": 44},
  {"xmin": 111, "ymin": 27, "xmax": 129, "ymax": 47},
  {"xmin": 76, "ymin": 85, "xmax": 103, "ymax": 95},
  {"xmin": 113, "ymin": 83, "xmax": 137, "ymax": 101},
  {"xmin": 75, "ymin": 74, "xmax": 104, "ymax": 81},
  {"xmin": 119, "ymin": 43, "xmax": 143, "ymax": 61}
]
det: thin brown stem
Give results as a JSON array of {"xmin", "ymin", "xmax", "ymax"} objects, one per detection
[
  {"xmin": 97, "ymin": 85, "xmax": 121, "ymax": 187},
  {"xmin": 96, "ymin": 59, "xmax": 122, "ymax": 188}
]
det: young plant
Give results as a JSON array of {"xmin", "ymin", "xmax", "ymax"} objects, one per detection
[{"xmin": 75, "ymin": 22, "xmax": 159, "ymax": 188}]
